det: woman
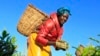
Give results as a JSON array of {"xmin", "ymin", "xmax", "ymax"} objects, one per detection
[{"xmin": 28, "ymin": 7, "xmax": 71, "ymax": 56}]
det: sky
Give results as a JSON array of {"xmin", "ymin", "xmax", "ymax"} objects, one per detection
[{"xmin": 0, "ymin": 0, "xmax": 100, "ymax": 56}]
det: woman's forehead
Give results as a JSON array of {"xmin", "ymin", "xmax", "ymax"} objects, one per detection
[{"xmin": 62, "ymin": 13, "xmax": 69, "ymax": 17}]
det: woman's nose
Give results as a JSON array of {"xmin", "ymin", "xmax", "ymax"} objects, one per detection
[{"xmin": 64, "ymin": 17, "xmax": 67, "ymax": 21}]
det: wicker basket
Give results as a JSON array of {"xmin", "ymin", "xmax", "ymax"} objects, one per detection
[{"xmin": 17, "ymin": 4, "xmax": 49, "ymax": 37}]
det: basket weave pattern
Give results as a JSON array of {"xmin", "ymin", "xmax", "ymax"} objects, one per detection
[{"xmin": 17, "ymin": 4, "xmax": 48, "ymax": 36}]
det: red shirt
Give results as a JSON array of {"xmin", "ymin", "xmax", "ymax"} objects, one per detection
[{"xmin": 36, "ymin": 13, "xmax": 63, "ymax": 46}]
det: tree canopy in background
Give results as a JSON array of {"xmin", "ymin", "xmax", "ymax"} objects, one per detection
[
  {"xmin": 0, "ymin": 30, "xmax": 17, "ymax": 56},
  {"xmin": 70, "ymin": 35, "xmax": 100, "ymax": 56}
]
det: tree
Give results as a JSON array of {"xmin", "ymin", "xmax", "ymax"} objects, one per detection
[
  {"xmin": 66, "ymin": 53, "xmax": 72, "ymax": 56},
  {"xmin": 74, "ymin": 35, "xmax": 100, "ymax": 56},
  {"xmin": 0, "ymin": 30, "xmax": 17, "ymax": 56},
  {"xmin": 68, "ymin": 34, "xmax": 100, "ymax": 56}
]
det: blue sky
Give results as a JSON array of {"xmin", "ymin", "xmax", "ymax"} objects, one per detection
[{"xmin": 0, "ymin": 0, "xmax": 100, "ymax": 56}]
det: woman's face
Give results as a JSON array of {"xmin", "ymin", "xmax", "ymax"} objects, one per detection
[{"xmin": 58, "ymin": 13, "xmax": 69, "ymax": 26}]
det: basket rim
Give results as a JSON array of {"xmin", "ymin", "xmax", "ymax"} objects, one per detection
[{"xmin": 28, "ymin": 4, "xmax": 49, "ymax": 18}]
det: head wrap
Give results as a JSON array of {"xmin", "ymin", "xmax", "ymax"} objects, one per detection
[{"xmin": 57, "ymin": 7, "xmax": 71, "ymax": 16}]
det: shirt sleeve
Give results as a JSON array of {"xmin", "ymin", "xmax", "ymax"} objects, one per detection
[{"xmin": 36, "ymin": 19, "xmax": 54, "ymax": 46}]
